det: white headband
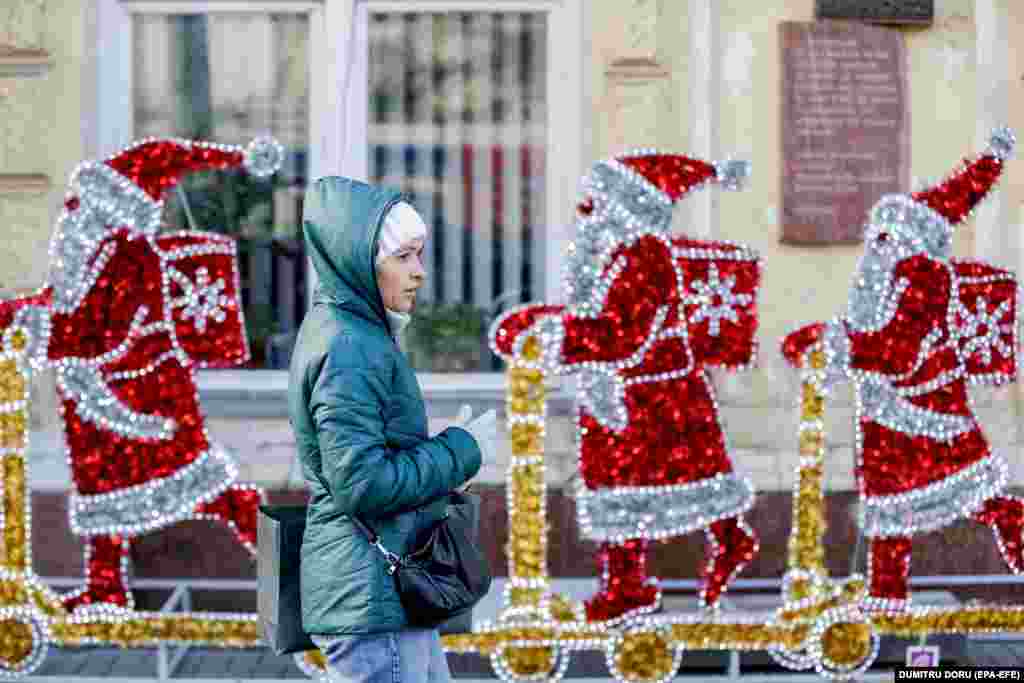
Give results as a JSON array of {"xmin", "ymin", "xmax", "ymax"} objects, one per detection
[{"xmin": 376, "ymin": 201, "xmax": 427, "ymax": 264}]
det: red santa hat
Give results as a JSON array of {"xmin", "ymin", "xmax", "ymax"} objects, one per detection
[
  {"xmin": 910, "ymin": 127, "xmax": 1015, "ymax": 225},
  {"xmin": 52, "ymin": 136, "xmax": 283, "ymax": 313},
  {"xmin": 865, "ymin": 127, "xmax": 1015, "ymax": 259},
  {"xmin": 105, "ymin": 136, "xmax": 284, "ymax": 202},
  {"xmin": 65, "ymin": 136, "xmax": 284, "ymax": 234},
  {"xmin": 579, "ymin": 151, "xmax": 750, "ymax": 217}
]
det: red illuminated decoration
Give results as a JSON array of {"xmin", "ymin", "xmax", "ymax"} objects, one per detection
[
  {"xmin": 16, "ymin": 136, "xmax": 285, "ymax": 613},
  {"xmin": 492, "ymin": 150, "xmax": 760, "ymax": 621},
  {"xmin": 782, "ymin": 128, "xmax": 1021, "ymax": 612}
]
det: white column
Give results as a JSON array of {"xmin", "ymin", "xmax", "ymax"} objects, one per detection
[
  {"xmin": 973, "ymin": 0, "xmax": 1022, "ymax": 469},
  {"xmin": 973, "ymin": 0, "xmax": 1013, "ymax": 269},
  {"xmin": 683, "ymin": 0, "xmax": 717, "ymax": 239},
  {"xmin": 323, "ymin": 0, "xmax": 367, "ymax": 181},
  {"xmin": 312, "ymin": 0, "xmax": 368, "ymax": 308},
  {"xmin": 93, "ymin": 0, "xmax": 134, "ymax": 157}
]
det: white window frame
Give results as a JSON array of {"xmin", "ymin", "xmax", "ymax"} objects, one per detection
[{"xmin": 88, "ymin": 0, "xmax": 584, "ymax": 410}]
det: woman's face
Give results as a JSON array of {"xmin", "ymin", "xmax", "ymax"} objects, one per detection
[{"xmin": 376, "ymin": 238, "xmax": 426, "ymax": 313}]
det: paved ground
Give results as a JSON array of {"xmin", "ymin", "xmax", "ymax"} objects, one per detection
[
  {"xmin": 23, "ymin": 638, "xmax": 1009, "ymax": 681},
  {"xmin": 18, "ymin": 579, "xmax": 1019, "ymax": 682}
]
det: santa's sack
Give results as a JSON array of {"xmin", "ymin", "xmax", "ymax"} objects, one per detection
[{"xmin": 257, "ymin": 505, "xmax": 316, "ymax": 655}]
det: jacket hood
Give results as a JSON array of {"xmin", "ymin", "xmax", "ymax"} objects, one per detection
[{"xmin": 302, "ymin": 176, "xmax": 405, "ymax": 332}]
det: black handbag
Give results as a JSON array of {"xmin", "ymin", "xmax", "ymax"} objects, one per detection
[
  {"xmin": 256, "ymin": 493, "xmax": 489, "ymax": 655},
  {"xmin": 351, "ymin": 491, "xmax": 492, "ymax": 628}
]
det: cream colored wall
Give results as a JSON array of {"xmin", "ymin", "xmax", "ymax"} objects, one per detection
[
  {"xmin": 578, "ymin": 0, "xmax": 1022, "ymax": 493},
  {"xmin": 0, "ymin": 0, "xmax": 83, "ymax": 291},
  {"xmin": 0, "ymin": 0, "xmax": 83, "ymax": 435},
  {"xmin": 1004, "ymin": 0, "xmax": 1024, "ymax": 419}
]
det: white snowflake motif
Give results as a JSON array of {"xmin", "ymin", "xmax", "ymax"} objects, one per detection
[
  {"xmin": 169, "ymin": 266, "xmax": 231, "ymax": 333},
  {"xmin": 682, "ymin": 263, "xmax": 752, "ymax": 337},
  {"xmin": 956, "ymin": 296, "xmax": 1013, "ymax": 367}
]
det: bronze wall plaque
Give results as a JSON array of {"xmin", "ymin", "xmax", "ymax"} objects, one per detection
[
  {"xmin": 816, "ymin": 0, "xmax": 933, "ymax": 25},
  {"xmin": 780, "ymin": 21, "xmax": 909, "ymax": 244}
]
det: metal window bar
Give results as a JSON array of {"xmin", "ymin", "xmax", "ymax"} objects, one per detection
[
  {"xmin": 469, "ymin": 13, "xmax": 494, "ymax": 313},
  {"xmin": 500, "ymin": 13, "xmax": 524, "ymax": 319},
  {"xmin": 412, "ymin": 13, "xmax": 436, "ymax": 304},
  {"xmin": 523, "ymin": 11, "xmax": 546, "ymax": 304},
  {"xmin": 156, "ymin": 584, "xmax": 191, "ymax": 680}
]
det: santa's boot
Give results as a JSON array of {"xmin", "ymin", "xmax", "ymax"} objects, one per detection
[
  {"xmin": 974, "ymin": 496, "xmax": 1024, "ymax": 572},
  {"xmin": 195, "ymin": 484, "xmax": 266, "ymax": 555},
  {"xmin": 866, "ymin": 536, "xmax": 912, "ymax": 611},
  {"xmin": 584, "ymin": 539, "xmax": 661, "ymax": 623},
  {"xmin": 62, "ymin": 534, "xmax": 134, "ymax": 613},
  {"xmin": 700, "ymin": 516, "xmax": 758, "ymax": 609}
]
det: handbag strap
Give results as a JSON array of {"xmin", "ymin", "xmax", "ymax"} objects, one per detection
[
  {"xmin": 309, "ymin": 465, "xmax": 403, "ymax": 573},
  {"xmin": 350, "ymin": 515, "xmax": 403, "ymax": 574}
]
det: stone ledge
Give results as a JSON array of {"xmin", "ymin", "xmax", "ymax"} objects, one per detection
[
  {"xmin": 195, "ymin": 369, "xmax": 577, "ymax": 418},
  {"xmin": 0, "ymin": 46, "xmax": 52, "ymax": 77},
  {"xmin": 0, "ymin": 173, "xmax": 50, "ymax": 195},
  {"xmin": 605, "ymin": 57, "xmax": 670, "ymax": 80}
]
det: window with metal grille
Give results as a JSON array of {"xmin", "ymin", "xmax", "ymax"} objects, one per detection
[
  {"xmin": 132, "ymin": 12, "xmax": 310, "ymax": 368},
  {"xmin": 368, "ymin": 11, "xmax": 548, "ymax": 372}
]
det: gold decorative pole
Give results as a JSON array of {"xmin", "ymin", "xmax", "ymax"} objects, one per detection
[
  {"xmin": 502, "ymin": 338, "xmax": 551, "ymax": 616},
  {"xmin": 0, "ymin": 334, "xmax": 30, "ymax": 573},
  {"xmin": 786, "ymin": 350, "xmax": 830, "ymax": 588},
  {"xmin": 0, "ymin": 307, "xmax": 62, "ymax": 677}
]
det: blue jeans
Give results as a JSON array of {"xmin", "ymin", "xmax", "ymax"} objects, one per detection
[{"xmin": 311, "ymin": 630, "xmax": 451, "ymax": 683}]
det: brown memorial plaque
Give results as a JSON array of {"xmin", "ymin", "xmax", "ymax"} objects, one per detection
[{"xmin": 780, "ymin": 21, "xmax": 909, "ymax": 244}]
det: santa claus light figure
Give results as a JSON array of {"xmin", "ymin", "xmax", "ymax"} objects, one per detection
[
  {"xmin": 783, "ymin": 128, "xmax": 1021, "ymax": 612},
  {"xmin": 12, "ymin": 136, "xmax": 282, "ymax": 613},
  {"xmin": 491, "ymin": 152, "xmax": 761, "ymax": 621}
]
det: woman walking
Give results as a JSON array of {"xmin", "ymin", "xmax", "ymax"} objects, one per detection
[{"xmin": 288, "ymin": 177, "xmax": 496, "ymax": 683}]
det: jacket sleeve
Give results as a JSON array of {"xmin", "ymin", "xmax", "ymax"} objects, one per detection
[{"xmin": 311, "ymin": 340, "xmax": 482, "ymax": 520}]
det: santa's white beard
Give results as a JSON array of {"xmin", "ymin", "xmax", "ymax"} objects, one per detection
[{"xmin": 847, "ymin": 246, "xmax": 900, "ymax": 331}]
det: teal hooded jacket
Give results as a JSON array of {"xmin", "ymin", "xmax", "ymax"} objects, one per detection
[{"xmin": 288, "ymin": 177, "xmax": 482, "ymax": 635}]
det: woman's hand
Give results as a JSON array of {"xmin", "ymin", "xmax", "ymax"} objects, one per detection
[
  {"xmin": 453, "ymin": 405, "xmax": 498, "ymax": 464},
  {"xmin": 449, "ymin": 404, "xmax": 496, "ymax": 493}
]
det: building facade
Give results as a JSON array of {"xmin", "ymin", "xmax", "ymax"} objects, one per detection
[{"xmin": 1, "ymin": 0, "xmax": 1023, "ymax": 583}]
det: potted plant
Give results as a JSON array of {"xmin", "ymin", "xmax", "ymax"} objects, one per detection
[{"xmin": 405, "ymin": 303, "xmax": 487, "ymax": 372}]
